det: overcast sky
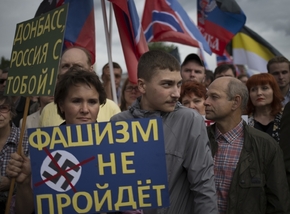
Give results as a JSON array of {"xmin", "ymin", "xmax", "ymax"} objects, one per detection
[{"xmin": 0, "ymin": 0, "xmax": 289, "ymax": 76}]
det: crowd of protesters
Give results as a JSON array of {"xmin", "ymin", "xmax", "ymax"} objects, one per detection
[{"xmin": 1, "ymin": 47, "xmax": 290, "ymax": 214}]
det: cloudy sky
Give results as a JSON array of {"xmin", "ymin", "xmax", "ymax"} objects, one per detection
[{"xmin": 0, "ymin": 0, "xmax": 289, "ymax": 76}]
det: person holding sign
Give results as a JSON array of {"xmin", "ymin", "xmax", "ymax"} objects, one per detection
[
  {"xmin": 39, "ymin": 46, "xmax": 121, "ymax": 127},
  {"xmin": 0, "ymin": 95, "xmax": 29, "ymax": 213},
  {"xmin": 6, "ymin": 66, "xmax": 107, "ymax": 213},
  {"xmin": 111, "ymin": 50, "xmax": 218, "ymax": 214}
]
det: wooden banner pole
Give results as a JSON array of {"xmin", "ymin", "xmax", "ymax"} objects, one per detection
[{"xmin": 5, "ymin": 96, "xmax": 30, "ymax": 214}]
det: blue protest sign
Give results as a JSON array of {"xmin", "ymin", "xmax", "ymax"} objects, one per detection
[{"xmin": 27, "ymin": 118, "xmax": 169, "ymax": 213}]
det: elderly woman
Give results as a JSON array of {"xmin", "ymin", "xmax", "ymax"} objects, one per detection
[
  {"xmin": 179, "ymin": 80, "xmax": 207, "ymax": 115},
  {"xmin": 119, "ymin": 78, "xmax": 141, "ymax": 111},
  {"xmin": 0, "ymin": 95, "xmax": 29, "ymax": 212},
  {"xmin": 6, "ymin": 66, "xmax": 106, "ymax": 214},
  {"xmin": 246, "ymin": 73, "xmax": 284, "ymax": 142}
]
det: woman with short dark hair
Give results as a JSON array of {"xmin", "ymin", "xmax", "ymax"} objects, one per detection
[{"xmin": 6, "ymin": 66, "xmax": 107, "ymax": 214}]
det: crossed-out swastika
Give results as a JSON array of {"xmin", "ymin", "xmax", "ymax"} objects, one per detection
[
  {"xmin": 42, "ymin": 152, "xmax": 80, "ymax": 190},
  {"xmin": 35, "ymin": 149, "xmax": 95, "ymax": 192}
]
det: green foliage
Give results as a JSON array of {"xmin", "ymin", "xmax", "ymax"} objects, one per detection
[
  {"xmin": 0, "ymin": 56, "xmax": 10, "ymax": 69},
  {"xmin": 148, "ymin": 42, "xmax": 176, "ymax": 52},
  {"xmin": 148, "ymin": 42, "xmax": 181, "ymax": 63}
]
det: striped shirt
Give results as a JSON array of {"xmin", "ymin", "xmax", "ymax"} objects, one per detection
[{"xmin": 214, "ymin": 120, "xmax": 244, "ymax": 214}]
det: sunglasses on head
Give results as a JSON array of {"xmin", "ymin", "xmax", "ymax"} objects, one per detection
[{"xmin": 0, "ymin": 79, "xmax": 6, "ymax": 84}]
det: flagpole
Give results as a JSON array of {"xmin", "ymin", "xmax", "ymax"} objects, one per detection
[
  {"xmin": 109, "ymin": 2, "xmax": 113, "ymax": 53},
  {"xmin": 101, "ymin": 0, "xmax": 118, "ymax": 104}
]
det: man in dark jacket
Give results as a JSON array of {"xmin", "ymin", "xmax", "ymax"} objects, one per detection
[
  {"xmin": 280, "ymin": 101, "xmax": 290, "ymax": 192},
  {"xmin": 204, "ymin": 77, "xmax": 290, "ymax": 214}
]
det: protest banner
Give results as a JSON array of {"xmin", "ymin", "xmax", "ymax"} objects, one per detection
[
  {"xmin": 27, "ymin": 118, "xmax": 170, "ymax": 213},
  {"xmin": 5, "ymin": 4, "xmax": 68, "ymax": 96},
  {"xmin": 4, "ymin": 6, "xmax": 68, "ymax": 214}
]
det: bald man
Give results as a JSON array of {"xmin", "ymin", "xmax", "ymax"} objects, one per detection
[{"xmin": 39, "ymin": 46, "xmax": 120, "ymax": 127}]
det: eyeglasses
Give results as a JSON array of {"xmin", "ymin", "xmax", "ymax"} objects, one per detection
[
  {"xmin": 125, "ymin": 86, "xmax": 139, "ymax": 92},
  {"xmin": 0, "ymin": 105, "xmax": 10, "ymax": 113},
  {"xmin": 0, "ymin": 79, "xmax": 6, "ymax": 84}
]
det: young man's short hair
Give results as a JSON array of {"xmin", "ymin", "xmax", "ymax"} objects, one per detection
[
  {"xmin": 138, "ymin": 50, "xmax": 181, "ymax": 81},
  {"xmin": 267, "ymin": 56, "xmax": 290, "ymax": 72},
  {"xmin": 214, "ymin": 64, "xmax": 236, "ymax": 78}
]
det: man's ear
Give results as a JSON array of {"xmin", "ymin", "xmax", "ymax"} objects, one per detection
[
  {"xmin": 89, "ymin": 65, "xmax": 94, "ymax": 72},
  {"xmin": 138, "ymin": 78, "xmax": 146, "ymax": 94},
  {"xmin": 232, "ymin": 95, "xmax": 242, "ymax": 110}
]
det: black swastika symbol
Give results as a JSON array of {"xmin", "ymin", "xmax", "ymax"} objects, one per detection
[{"xmin": 42, "ymin": 152, "xmax": 80, "ymax": 190}]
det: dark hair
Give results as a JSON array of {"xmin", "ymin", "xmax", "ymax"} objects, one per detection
[
  {"xmin": 138, "ymin": 50, "xmax": 180, "ymax": 81},
  {"xmin": 205, "ymin": 69, "xmax": 214, "ymax": 82},
  {"xmin": 0, "ymin": 95, "xmax": 17, "ymax": 118},
  {"xmin": 54, "ymin": 66, "xmax": 107, "ymax": 119},
  {"xmin": 237, "ymin": 74, "xmax": 248, "ymax": 80},
  {"xmin": 62, "ymin": 46, "xmax": 92, "ymax": 66},
  {"xmin": 120, "ymin": 78, "xmax": 130, "ymax": 111},
  {"xmin": 102, "ymin": 62, "xmax": 123, "ymax": 75},
  {"xmin": 267, "ymin": 56, "xmax": 290, "ymax": 72},
  {"xmin": 179, "ymin": 80, "xmax": 207, "ymax": 102},
  {"xmin": 214, "ymin": 64, "xmax": 236, "ymax": 78},
  {"xmin": 246, "ymin": 73, "xmax": 283, "ymax": 116}
]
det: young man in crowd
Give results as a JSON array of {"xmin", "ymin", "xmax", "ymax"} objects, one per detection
[
  {"xmin": 267, "ymin": 56, "xmax": 290, "ymax": 106},
  {"xmin": 111, "ymin": 50, "xmax": 218, "ymax": 214}
]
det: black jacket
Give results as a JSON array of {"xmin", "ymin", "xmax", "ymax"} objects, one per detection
[
  {"xmin": 207, "ymin": 121, "xmax": 290, "ymax": 214},
  {"xmin": 280, "ymin": 102, "xmax": 290, "ymax": 194}
]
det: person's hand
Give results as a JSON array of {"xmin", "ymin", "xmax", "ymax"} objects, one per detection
[{"xmin": 6, "ymin": 152, "xmax": 31, "ymax": 184}]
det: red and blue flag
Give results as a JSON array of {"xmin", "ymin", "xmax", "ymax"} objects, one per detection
[
  {"xmin": 216, "ymin": 50, "xmax": 233, "ymax": 66},
  {"xmin": 142, "ymin": 0, "xmax": 212, "ymax": 55},
  {"xmin": 35, "ymin": 0, "xmax": 96, "ymax": 63},
  {"xmin": 197, "ymin": 0, "xmax": 246, "ymax": 56},
  {"xmin": 109, "ymin": 0, "xmax": 149, "ymax": 84}
]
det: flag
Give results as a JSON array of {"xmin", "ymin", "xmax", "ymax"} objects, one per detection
[
  {"xmin": 197, "ymin": 0, "xmax": 246, "ymax": 55},
  {"xmin": 109, "ymin": 0, "xmax": 149, "ymax": 84},
  {"xmin": 232, "ymin": 26, "xmax": 283, "ymax": 73},
  {"xmin": 35, "ymin": 0, "xmax": 96, "ymax": 64},
  {"xmin": 142, "ymin": 0, "xmax": 212, "ymax": 55},
  {"xmin": 216, "ymin": 50, "xmax": 233, "ymax": 66}
]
